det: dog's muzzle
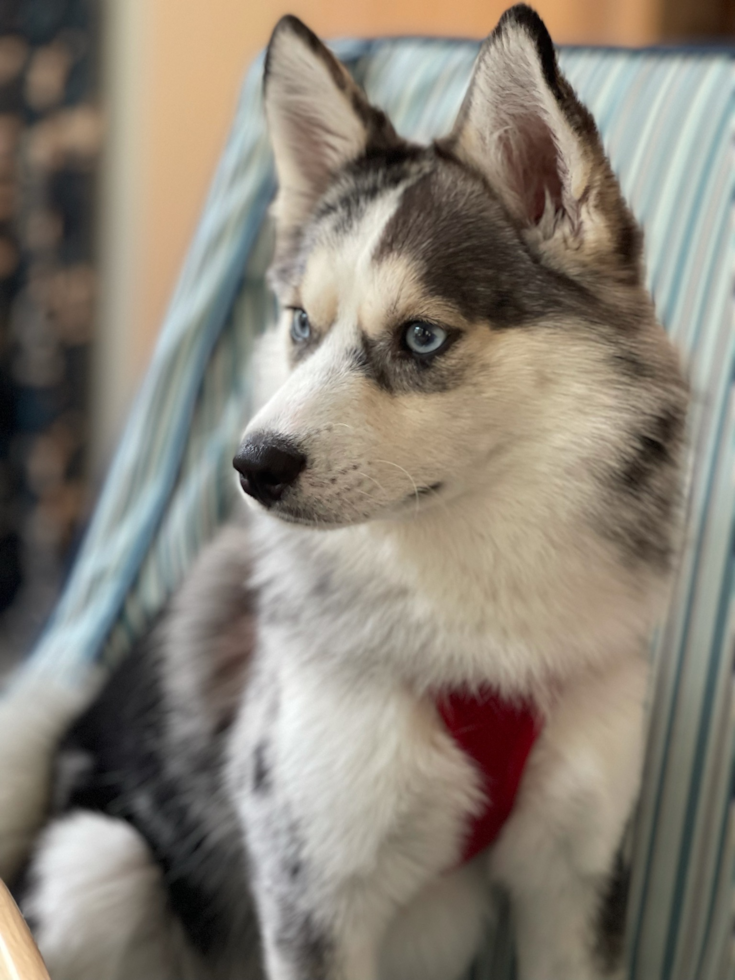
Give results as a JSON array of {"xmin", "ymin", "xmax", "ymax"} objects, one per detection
[{"xmin": 233, "ymin": 433, "xmax": 307, "ymax": 508}]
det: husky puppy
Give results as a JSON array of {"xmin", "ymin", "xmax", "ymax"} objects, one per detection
[{"xmin": 17, "ymin": 6, "xmax": 687, "ymax": 980}]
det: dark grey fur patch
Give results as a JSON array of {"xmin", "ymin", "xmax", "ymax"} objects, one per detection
[
  {"xmin": 250, "ymin": 795, "xmax": 331, "ymax": 978},
  {"xmin": 315, "ymin": 146, "xmax": 426, "ymax": 237},
  {"xmin": 610, "ymin": 350, "xmax": 654, "ymax": 380},
  {"xmin": 350, "ymin": 338, "xmax": 392, "ymax": 393},
  {"xmin": 264, "ymin": 15, "xmax": 418, "ymax": 297},
  {"xmin": 50, "ymin": 747, "xmax": 94, "ymax": 812},
  {"xmin": 375, "ymin": 154, "xmax": 598, "ymax": 329},
  {"xmin": 618, "ymin": 420, "xmax": 675, "ymax": 495},
  {"xmin": 48, "ymin": 624, "xmax": 263, "ymax": 973},
  {"xmin": 600, "ymin": 400, "xmax": 686, "ymax": 571},
  {"xmin": 287, "ymin": 855, "xmax": 303, "ymax": 880},
  {"xmin": 253, "ymin": 741, "xmax": 271, "ymax": 792},
  {"xmin": 595, "ymin": 849, "xmax": 630, "ymax": 974},
  {"xmin": 273, "ymin": 146, "xmax": 426, "ymax": 296},
  {"xmin": 352, "ymin": 328, "xmax": 466, "ymax": 396}
]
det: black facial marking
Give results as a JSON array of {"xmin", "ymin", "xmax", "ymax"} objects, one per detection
[
  {"xmin": 352, "ymin": 336, "xmax": 393, "ymax": 393},
  {"xmin": 314, "ymin": 145, "xmax": 425, "ymax": 238},
  {"xmin": 595, "ymin": 849, "xmax": 630, "ymax": 973},
  {"xmin": 253, "ymin": 741, "xmax": 271, "ymax": 792},
  {"xmin": 352, "ymin": 329, "xmax": 465, "ymax": 396},
  {"xmin": 376, "ymin": 160, "xmax": 593, "ymax": 329},
  {"xmin": 272, "ymin": 145, "xmax": 425, "ymax": 298}
]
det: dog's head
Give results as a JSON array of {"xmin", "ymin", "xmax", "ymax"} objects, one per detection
[{"xmin": 235, "ymin": 5, "xmax": 686, "ymax": 572}]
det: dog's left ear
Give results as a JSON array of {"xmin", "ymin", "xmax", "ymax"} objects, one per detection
[
  {"xmin": 264, "ymin": 16, "xmax": 398, "ymax": 244},
  {"xmin": 448, "ymin": 5, "xmax": 641, "ymax": 284}
]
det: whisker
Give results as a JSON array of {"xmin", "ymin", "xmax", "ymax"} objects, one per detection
[
  {"xmin": 360, "ymin": 472, "xmax": 389, "ymax": 495},
  {"xmin": 374, "ymin": 458, "xmax": 421, "ymax": 516},
  {"xmin": 353, "ymin": 487, "xmax": 380, "ymax": 502}
]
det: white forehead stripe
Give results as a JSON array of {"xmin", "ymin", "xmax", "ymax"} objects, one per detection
[{"xmin": 333, "ymin": 188, "xmax": 404, "ymax": 320}]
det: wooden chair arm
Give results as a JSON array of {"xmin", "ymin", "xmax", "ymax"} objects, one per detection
[{"xmin": 0, "ymin": 880, "xmax": 49, "ymax": 980}]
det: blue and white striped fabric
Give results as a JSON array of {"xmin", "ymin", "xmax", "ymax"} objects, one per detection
[{"xmin": 11, "ymin": 39, "xmax": 735, "ymax": 980}]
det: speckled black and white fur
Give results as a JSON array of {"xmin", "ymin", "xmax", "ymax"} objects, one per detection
[{"xmin": 11, "ymin": 7, "xmax": 688, "ymax": 980}]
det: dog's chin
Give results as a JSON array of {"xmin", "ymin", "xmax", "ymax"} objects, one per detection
[
  {"xmin": 240, "ymin": 491, "xmax": 368, "ymax": 529},
  {"xmin": 240, "ymin": 484, "xmax": 447, "ymax": 530},
  {"xmin": 264, "ymin": 505, "xmax": 352, "ymax": 530}
]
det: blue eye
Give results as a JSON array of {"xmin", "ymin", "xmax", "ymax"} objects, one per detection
[
  {"xmin": 290, "ymin": 308, "xmax": 311, "ymax": 343},
  {"xmin": 403, "ymin": 321, "xmax": 448, "ymax": 356}
]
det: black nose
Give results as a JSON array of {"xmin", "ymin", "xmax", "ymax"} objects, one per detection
[{"xmin": 233, "ymin": 435, "xmax": 307, "ymax": 508}]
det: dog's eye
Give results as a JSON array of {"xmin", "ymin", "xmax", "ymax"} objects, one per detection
[
  {"xmin": 290, "ymin": 309, "xmax": 311, "ymax": 343},
  {"xmin": 403, "ymin": 321, "xmax": 448, "ymax": 356}
]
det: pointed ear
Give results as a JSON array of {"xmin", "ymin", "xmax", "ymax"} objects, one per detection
[
  {"xmin": 448, "ymin": 5, "xmax": 641, "ymax": 283},
  {"xmin": 264, "ymin": 16, "xmax": 398, "ymax": 240}
]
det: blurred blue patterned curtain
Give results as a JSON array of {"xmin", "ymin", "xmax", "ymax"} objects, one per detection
[{"xmin": 0, "ymin": 0, "xmax": 101, "ymax": 664}]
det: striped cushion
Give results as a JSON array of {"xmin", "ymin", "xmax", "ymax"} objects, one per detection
[{"xmin": 14, "ymin": 39, "xmax": 735, "ymax": 980}]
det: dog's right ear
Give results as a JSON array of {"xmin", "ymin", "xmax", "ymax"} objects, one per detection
[
  {"xmin": 264, "ymin": 16, "xmax": 397, "ymax": 239},
  {"xmin": 447, "ymin": 5, "xmax": 642, "ymax": 285}
]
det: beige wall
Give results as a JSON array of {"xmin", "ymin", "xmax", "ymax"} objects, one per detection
[{"xmin": 94, "ymin": 0, "xmax": 663, "ymax": 467}]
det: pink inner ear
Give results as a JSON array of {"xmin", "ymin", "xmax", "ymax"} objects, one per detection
[
  {"xmin": 286, "ymin": 111, "xmax": 341, "ymax": 190},
  {"xmin": 501, "ymin": 109, "xmax": 563, "ymax": 226}
]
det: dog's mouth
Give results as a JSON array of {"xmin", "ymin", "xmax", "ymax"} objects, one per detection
[
  {"xmin": 415, "ymin": 482, "xmax": 444, "ymax": 498},
  {"xmin": 233, "ymin": 430, "xmax": 449, "ymax": 527},
  {"xmin": 243, "ymin": 479, "xmax": 447, "ymax": 529},
  {"xmin": 395, "ymin": 481, "xmax": 445, "ymax": 511}
]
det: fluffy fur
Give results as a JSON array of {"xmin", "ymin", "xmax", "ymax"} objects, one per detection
[
  {"xmin": 10, "ymin": 7, "xmax": 687, "ymax": 980},
  {"xmin": 24, "ymin": 811, "xmax": 187, "ymax": 980}
]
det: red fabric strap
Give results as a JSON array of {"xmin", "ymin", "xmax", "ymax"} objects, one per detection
[{"xmin": 437, "ymin": 688, "xmax": 541, "ymax": 863}]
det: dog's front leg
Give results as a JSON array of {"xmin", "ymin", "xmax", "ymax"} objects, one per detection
[
  {"xmin": 491, "ymin": 654, "xmax": 648, "ymax": 980},
  {"xmin": 229, "ymin": 658, "xmax": 480, "ymax": 980}
]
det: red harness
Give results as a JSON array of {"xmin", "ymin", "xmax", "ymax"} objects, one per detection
[{"xmin": 437, "ymin": 689, "xmax": 541, "ymax": 863}]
